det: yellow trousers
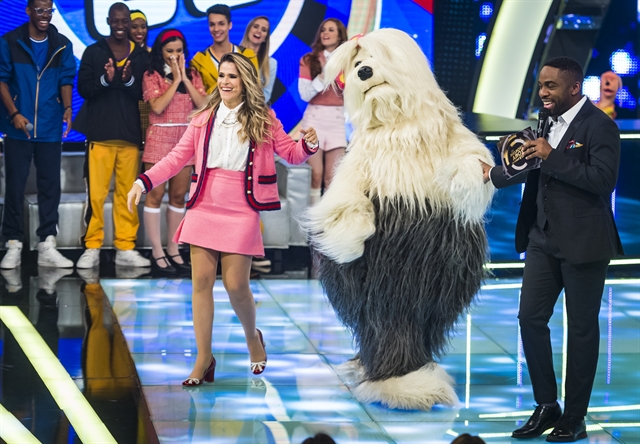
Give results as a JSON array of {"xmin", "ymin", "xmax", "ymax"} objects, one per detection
[{"xmin": 83, "ymin": 141, "xmax": 140, "ymax": 250}]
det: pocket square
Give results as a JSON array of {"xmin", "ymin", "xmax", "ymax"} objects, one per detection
[{"xmin": 565, "ymin": 140, "xmax": 583, "ymax": 150}]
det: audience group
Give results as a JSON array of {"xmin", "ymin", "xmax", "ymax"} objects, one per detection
[{"xmin": 0, "ymin": 0, "xmax": 348, "ymax": 272}]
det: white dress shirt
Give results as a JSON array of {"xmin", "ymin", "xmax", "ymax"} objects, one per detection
[
  {"xmin": 207, "ymin": 101, "xmax": 249, "ymax": 171},
  {"xmin": 298, "ymin": 49, "xmax": 334, "ymax": 102},
  {"xmin": 487, "ymin": 96, "xmax": 588, "ymax": 185},
  {"xmin": 546, "ymin": 95, "xmax": 588, "ymax": 149}
]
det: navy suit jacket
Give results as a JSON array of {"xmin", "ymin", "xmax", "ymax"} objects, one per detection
[{"xmin": 491, "ymin": 99, "xmax": 624, "ymax": 264}]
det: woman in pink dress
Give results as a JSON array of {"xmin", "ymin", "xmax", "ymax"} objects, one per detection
[
  {"xmin": 142, "ymin": 29, "xmax": 207, "ymax": 273},
  {"xmin": 127, "ymin": 53, "xmax": 318, "ymax": 385}
]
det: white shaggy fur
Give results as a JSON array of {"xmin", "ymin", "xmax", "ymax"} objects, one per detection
[
  {"xmin": 301, "ymin": 28, "xmax": 495, "ymax": 264},
  {"xmin": 336, "ymin": 360, "xmax": 460, "ymax": 410}
]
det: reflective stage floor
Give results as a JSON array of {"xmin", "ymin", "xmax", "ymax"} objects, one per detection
[{"xmin": 1, "ymin": 270, "xmax": 639, "ymax": 443}]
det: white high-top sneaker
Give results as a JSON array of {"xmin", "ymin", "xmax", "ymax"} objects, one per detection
[
  {"xmin": 77, "ymin": 248, "xmax": 100, "ymax": 269},
  {"xmin": 1, "ymin": 240, "xmax": 23, "ymax": 269},
  {"xmin": 115, "ymin": 249, "xmax": 151, "ymax": 267},
  {"xmin": 38, "ymin": 266, "xmax": 74, "ymax": 294},
  {"xmin": 76, "ymin": 266, "xmax": 99, "ymax": 284},
  {"xmin": 37, "ymin": 236, "xmax": 74, "ymax": 268},
  {"xmin": 1, "ymin": 268, "xmax": 22, "ymax": 292}
]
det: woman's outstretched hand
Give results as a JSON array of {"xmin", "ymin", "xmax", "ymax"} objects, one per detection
[
  {"xmin": 300, "ymin": 127, "xmax": 318, "ymax": 146},
  {"xmin": 127, "ymin": 183, "xmax": 143, "ymax": 213}
]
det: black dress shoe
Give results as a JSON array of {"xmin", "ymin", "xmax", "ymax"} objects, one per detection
[
  {"xmin": 546, "ymin": 416, "xmax": 587, "ymax": 442},
  {"xmin": 152, "ymin": 256, "xmax": 176, "ymax": 274},
  {"xmin": 512, "ymin": 403, "xmax": 562, "ymax": 439},
  {"xmin": 168, "ymin": 254, "xmax": 190, "ymax": 271}
]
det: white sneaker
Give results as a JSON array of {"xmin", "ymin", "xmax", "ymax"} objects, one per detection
[
  {"xmin": 76, "ymin": 266, "xmax": 99, "ymax": 284},
  {"xmin": 77, "ymin": 248, "xmax": 100, "ymax": 268},
  {"xmin": 1, "ymin": 240, "xmax": 22, "ymax": 269},
  {"xmin": 1, "ymin": 268, "xmax": 22, "ymax": 292},
  {"xmin": 115, "ymin": 249, "xmax": 151, "ymax": 267},
  {"xmin": 37, "ymin": 236, "xmax": 74, "ymax": 268},
  {"xmin": 115, "ymin": 265, "xmax": 150, "ymax": 279},
  {"xmin": 38, "ymin": 266, "xmax": 73, "ymax": 294}
]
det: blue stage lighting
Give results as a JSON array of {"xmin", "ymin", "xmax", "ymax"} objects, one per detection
[
  {"xmin": 475, "ymin": 33, "xmax": 487, "ymax": 58},
  {"xmin": 480, "ymin": 3, "xmax": 493, "ymax": 19},
  {"xmin": 610, "ymin": 50, "xmax": 639, "ymax": 76},
  {"xmin": 616, "ymin": 86, "xmax": 637, "ymax": 109},
  {"xmin": 559, "ymin": 14, "xmax": 600, "ymax": 30},
  {"xmin": 582, "ymin": 76, "xmax": 601, "ymax": 102}
]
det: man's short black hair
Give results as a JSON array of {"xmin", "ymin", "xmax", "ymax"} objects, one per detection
[
  {"xmin": 108, "ymin": 2, "xmax": 130, "ymax": 17},
  {"xmin": 206, "ymin": 4, "xmax": 231, "ymax": 22},
  {"xmin": 28, "ymin": 0, "xmax": 52, "ymax": 7},
  {"xmin": 543, "ymin": 56, "xmax": 584, "ymax": 84}
]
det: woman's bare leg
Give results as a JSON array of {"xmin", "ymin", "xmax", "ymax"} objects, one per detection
[
  {"xmin": 306, "ymin": 150, "xmax": 324, "ymax": 204},
  {"xmin": 187, "ymin": 245, "xmax": 219, "ymax": 378},
  {"xmin": 220, "ymin": 253, "xmax": 266, "ymax": 362},
  {"xmin": 322, "ymin": 147, "xmax": 346, "ymax": 189}
]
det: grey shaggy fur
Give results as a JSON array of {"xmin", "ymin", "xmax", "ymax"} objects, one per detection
[{"xmin": 316, "ymin": 197, "xmax": 488, "ymax": 382}]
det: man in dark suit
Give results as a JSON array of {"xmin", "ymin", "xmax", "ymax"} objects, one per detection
[{"xmin": 481, "ymin": 57, "xmax": 623, "ymax": 442}]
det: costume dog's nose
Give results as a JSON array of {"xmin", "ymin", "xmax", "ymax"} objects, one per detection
[{"xmin": 358, "ymin": 66, "xmax": 373, "ymax": 81}]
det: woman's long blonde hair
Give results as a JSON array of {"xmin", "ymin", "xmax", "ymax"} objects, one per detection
[
  {"xmin": 193, "ymin": 52, "xmax": 271, "ymax": 144},
  {"xmin": 240, "ymin": 16, "xmax": 271, "ymax": 88}
]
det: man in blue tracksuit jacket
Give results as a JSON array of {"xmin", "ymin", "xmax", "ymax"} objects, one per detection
[{"xmin": 0, "ymin": 0, "xmax": 76, "ymax": 269}]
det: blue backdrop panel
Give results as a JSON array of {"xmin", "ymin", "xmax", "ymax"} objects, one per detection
[{"xmin": 0, "ymin": 0, "xmax": 434, "ymax": 141}]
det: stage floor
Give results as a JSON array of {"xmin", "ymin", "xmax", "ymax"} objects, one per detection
[
  {"xmin": 0, "ymin": 272, "xmax": 638, "ymax": 443},
  {"xmin": 100, "ymin": 277, "xmax": 640, "ymax": 444}
]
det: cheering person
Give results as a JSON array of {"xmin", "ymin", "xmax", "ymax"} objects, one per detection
[
  {"xmin": 141, "ymin": 29, "xmax": 207, "ymax": 272},
  {"xmin": 298, "ymin": 18, "xmax": 347, "ymax": 204},
  {"xmin": 240, "ymin": 16, "xmax": 277, "ymax": 102}
]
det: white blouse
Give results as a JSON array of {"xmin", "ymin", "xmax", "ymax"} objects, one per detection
[
  {"xmin": 207, "ymin": 101, "xmax": 250, "ymax": 171},
  {"xmin": 298, "ymin": 49, "xmax": 334, "ymax": 102}
]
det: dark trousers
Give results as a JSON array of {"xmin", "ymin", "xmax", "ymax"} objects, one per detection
[
  {"xmin": 2, "ymin": 137, "xmax": 62, "ymax": 242},
  {"xmin": 519, "ymin": 224, "xmax": 608, "ymax": 417}
]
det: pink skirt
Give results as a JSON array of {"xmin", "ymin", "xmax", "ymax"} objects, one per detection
[{"xmin": 173, "ymin": 169, "xmax": 264, "ymax": 256}]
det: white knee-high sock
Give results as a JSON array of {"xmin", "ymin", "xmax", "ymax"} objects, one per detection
[
  {"xmin": 167, "ymin": 205, "xmax": 185, "ymax": 260},
  {"xmin": 310, "ymin": 188, "xmax": 322, "ymax": 205},
  {"xmin": 144, "ymin": 206, "xmax": 163, "ymax": 260}
]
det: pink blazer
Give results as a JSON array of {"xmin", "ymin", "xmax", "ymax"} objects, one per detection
[{"xmin": 139, "ymin": 108, "xmax": 317, "ymax": 211}]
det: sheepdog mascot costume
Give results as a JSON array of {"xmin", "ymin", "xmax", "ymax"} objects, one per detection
[{"xmin": 301, "ymin": 29, "xmax": 496, "ymax": 410}]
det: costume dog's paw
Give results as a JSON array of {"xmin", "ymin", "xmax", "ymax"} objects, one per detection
[
  {"xmin": 304, "ymin": 197, "xmax": 375, "ymax": 263},
  {"xmin": 435, "ymin": 155, "xmax": 494, "ymax": 224}
]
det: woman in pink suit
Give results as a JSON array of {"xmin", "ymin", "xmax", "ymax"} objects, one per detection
[{"xmin": 127, "ymin": 52, "xmax": 318, "ymax": 385}]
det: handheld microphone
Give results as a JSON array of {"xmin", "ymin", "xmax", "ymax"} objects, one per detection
[
  {"xmin": 536, "ymin": 108, "xmax": 550, "ymax": 139},
  {"xmin": 26, "ymin": 123, "xmax": 34, "ymax": 132}
]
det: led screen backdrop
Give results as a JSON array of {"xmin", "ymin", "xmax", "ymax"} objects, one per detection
[{"xmin": 0, "ymin": 0, "xmax": 434, "ymax": 141}]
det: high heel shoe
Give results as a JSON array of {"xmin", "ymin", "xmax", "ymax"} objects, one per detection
[
  {"xmin": 182, "ymin": 356, "xmax": 216, "ymax": 386},
  {"xmin": 251, "ymin": 329, "xmax": 267, "ymax": 375}
]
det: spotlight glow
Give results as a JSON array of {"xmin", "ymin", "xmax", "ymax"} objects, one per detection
[
  {"xmin": 616, "ymin": 86, "xmax": 637, "ymax": 109},
  {"xmin": 582, "ymin": 76, "xmax": 601, "ymax": 102},
  {"xmin": 480, "ymin": 3, "xmax": 493, "ymax": 19},
  {"xmin": 476, "ymin": 33, "xmax": 487, "ymax": 58},
  {"xmin": 610, "ymin": 50, "xmax": 638, "ymax": 76},
  {"xmin": 611, "ymin": 189, "xmax": 616, "ymax": 216}
]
